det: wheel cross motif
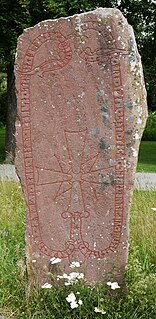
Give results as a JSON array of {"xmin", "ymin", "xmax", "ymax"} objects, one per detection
[{"xmin": 36, "ymin": 129, "xmax": 111, "ymax": 255}]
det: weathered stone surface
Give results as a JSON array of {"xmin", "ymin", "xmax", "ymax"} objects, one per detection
[{"xmin": 15, "ymin": 8, "xmax": 147, "ymax": 285}]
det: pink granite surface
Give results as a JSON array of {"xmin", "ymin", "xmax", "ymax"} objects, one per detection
[{"xmin": 15, "ymin": 8, "xmax": 147, "ymax": 285}]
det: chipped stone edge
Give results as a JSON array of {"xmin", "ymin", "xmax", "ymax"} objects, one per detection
[{"xmin": 17, "ymin": 8, "xmax": 127, "ymax": 40}]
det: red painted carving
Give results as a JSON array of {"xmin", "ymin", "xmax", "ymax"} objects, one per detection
[
  {"xmin": 36, "ymin": 130, "xmax": 113, "ymax": 258},
  {"xmin": 74, "ymin": 20, "xmax": 128, "ymax": 64},
  {"xmin": 19, "ymin": 26, "xmax": 126, "ymax": 260},
  {"xmin": 18, "ymin": 31, "xmax": 72, "ymax": 76}
]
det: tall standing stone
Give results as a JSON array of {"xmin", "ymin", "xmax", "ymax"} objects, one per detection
[{"xmin": 15, "ymin": 8, "xmax": 147, "ymax": 285}]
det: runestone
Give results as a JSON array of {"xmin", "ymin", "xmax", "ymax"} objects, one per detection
[{"xmin": 15, "ymin": 8, "xmax": 147, "ymax": 284}]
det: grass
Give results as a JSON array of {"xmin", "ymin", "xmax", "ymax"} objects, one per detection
[
  {"xmin": 0, "ymin": 126, "xmax": 5, "ymax": 163},
  {"xmin": 137, "ymin": 141, "xmax": 156, "ymax": 172},
  {"xmin": 0, "ymin": 181, "xmax": 156, "ymax": 318},
  {"xmin": 130, "ymin": 189, "xmax": 156, "ymax": 270}
]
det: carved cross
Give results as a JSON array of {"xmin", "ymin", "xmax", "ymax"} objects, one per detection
[{"xmin": 36, "ymin": 130, "xmax": 112, "ymax": 248}]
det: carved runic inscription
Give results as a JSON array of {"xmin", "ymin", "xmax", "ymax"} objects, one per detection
[
  {"xmin": 15, "ymin": 8, "xmax": 147, "ymax": 282},
  {"xmin": 16, "ymin": 19, "xmax": 128, "ymax": 261},
  {"xmin": 17, "ymin": 21, "xmax": 127, "ymax": 260},
  {"xmin": 36, "ymin": 130, "xmax": 112, "ymax": 258}
]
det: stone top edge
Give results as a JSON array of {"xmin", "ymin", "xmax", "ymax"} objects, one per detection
[
  {"xmin": 15, "ymin": 6, "xmax": 140, "ymax": 66},
  {"xmin": 20, "ymin": 7, "xmax": 125, "ymax": 35}
]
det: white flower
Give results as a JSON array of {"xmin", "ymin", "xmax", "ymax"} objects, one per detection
[
  {"xmin": 58, "ymin": 272, "xmax": 84, "ymax": 285},
  {"xmin": 72, "ymin": 272, "xmax": 84, "ymax": 280},
  {"xmin": 66, "ymin": 292, "xmax": 79, "ymax": 309},
  {"xmin": 94, "ymin": 307, "xmax": 101, "ymax": 313},
  {"xmin": 50, "ymin": 257, "xmax": 61, "ymax": 264},
  {"xmin": 70, "ymin": 301, "xmax": 78, "ymax": 309},
  {"xmin": 69, "ymin": 261, "xmax": 80, "ymax": 268},
  {"xmin": 107, "ymin": 281, "xmax": 120, "ymax": 290},
  {"xmin": 41, "ymin": 282, "xmax": 52, "ymax": 289},
  {"xmin": 94, "ymin": 307, "xmax": 106, "ymax": 314},
  {"xmin": 57, "ymin": 273, "xmax": 69, "ymax": 279},
  {"xmin": 67, "ymin": 272, "xmax": 84, "ymax": 285},
  {"xmin": 65, "ymin": 282, "xmax": 72, "ymax": 286},
  {"xmin": 151, "ymin": 208, "xmax": 156, "ymax": 211},
  {"xmin": 66, "ymin": 292, "xmax": 76, "ymax": 303},
  {"xmin": 94, "ymin": 307, "xmax": 100, "ymax": 313},
  {"xmin": 78, "ymin": 299, "xmax": 83, "ymax": 305}
]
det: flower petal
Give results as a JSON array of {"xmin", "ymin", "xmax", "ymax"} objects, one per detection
[
  {"xmin": 41, "ymin": 282, "xmax": 52, "ymax": 289},
  {"xmin": 70, "ymin": 301, "xmax": 78, "ymax": 309},
  {"xmin": 66, "ymin": 292, "xmax": 76, "ymax": 303},
  {"xmin": 106, "ymin": 281, "xmax": 120, "ymax": 289}
]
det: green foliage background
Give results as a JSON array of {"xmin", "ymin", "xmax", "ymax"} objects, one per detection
[
  {"xmin": 142, "ymin": 111, "xmax": 156, "ymax": 141},
  {"xmin": 0, "ymin": 73, "xmax": 7, "ymax": 125}
]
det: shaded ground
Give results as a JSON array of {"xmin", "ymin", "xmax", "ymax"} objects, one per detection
[
  {"xmin": 135, "ymin": 172, "xmax": 156, "ymax": 190},
  {"xmin": 0, "ymin": 164, "xmax": 19, "ymax": 182}
]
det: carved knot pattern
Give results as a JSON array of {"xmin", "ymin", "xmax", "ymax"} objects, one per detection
[{"xmin": 17, "ymin": 31, "xmax": 72, "ymax": 77}]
